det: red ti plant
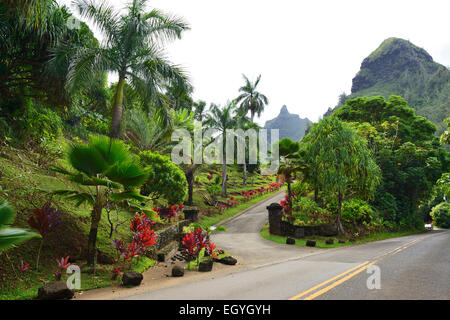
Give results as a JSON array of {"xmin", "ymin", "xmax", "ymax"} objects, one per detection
[
  {"xmin": 111, "ymin": 266, "xmax": 121, "ymax": 280},
  {"xmin": 54, "ymin": 256, "xmax": 71, "ymax": 281},
  {"xmin": 27, "ymin": 202, "xmax": 63, "ymax": 271},
  {"xmin": 18, "ymin": 260, "xmax": 31, "ymax": 272},
  {"xmin": 204, "ymin": 241, "xmax": 218, "ymax": 259},
  {"xmin": 113, "ymin": 213, "xmax": 157, "ymax": 270},
  {"xmin": 181, "ymin": 227, "xmax": 218, "ymax": 267}
]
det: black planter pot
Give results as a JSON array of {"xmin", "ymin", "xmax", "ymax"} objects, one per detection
[
  {"xmin": 184, "ymin": 209, "xmax": 199, "ymax": 222},
  {"xmin": 198, "ymin": 260, "xmax": 213, "ymax": 272}
]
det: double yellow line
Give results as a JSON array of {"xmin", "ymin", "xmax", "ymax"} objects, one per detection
[
  {"xmin": 289, "ymin": 236, "xmax": 427, "ymax": 300},
  {"xmin": 288, "ymin": 261, "xmax": 375, "ymax": 300}
]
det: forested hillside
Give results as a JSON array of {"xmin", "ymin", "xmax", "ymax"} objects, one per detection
[{"xmin": 326, "ymin": 38, "xmax": 450, "ymax": 135}]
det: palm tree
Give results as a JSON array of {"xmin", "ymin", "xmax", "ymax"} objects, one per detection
[
  {"xmin": 193, "ymin": 100, "xmax": 207, "ymax": 122},
  {"xmin": 61, "ymin": 0, "xmax": 191, "ymax": 138},
  {"xmin": 204, "ymin": 102, "xmax": 238, "ymax": 197},
  {"xmin": 235, "ymin": 74, "xmax": 269, "ymax": 122},
  {"xmin": 50, "ymin": 136, "xmax": 149, "ymax": 268},
  {"xmin": 234, "ymin": 109, "xmax": 258, "ymax": 185}
]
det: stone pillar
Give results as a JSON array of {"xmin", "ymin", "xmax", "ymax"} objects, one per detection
[
  {"xmin": 184, "ymin": 209, "xmax": 199, "ymax": 222},
  {"xmin": 267, "ymin": 203, "xmax": 283, "ymax": 236}
]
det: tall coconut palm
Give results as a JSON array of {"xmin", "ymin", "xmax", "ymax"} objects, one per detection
[
  {"xmin": 234, "ymin": 109, "xmax": 258, "ymax": 185},
  {"xmin": 60, "ymin": 0, "xmax": 190, "ymax": 138},
  {"xmin": 235, "ymin": 74, "xmax": 269, "ymax": 122},
  {"xmin": 204, "ymin": 102, "xmax": 238, "ymax": 197}
]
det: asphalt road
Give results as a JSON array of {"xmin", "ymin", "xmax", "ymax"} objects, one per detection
[{"xmin": 123, "ymin": 192, "xmax": 449, "ymax": 300}]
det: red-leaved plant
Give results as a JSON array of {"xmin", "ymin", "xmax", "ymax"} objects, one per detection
[
  {"xmin": 53, "ymin": 256, "xmax": 71, "ymax": 281},
  {"xmin": 181, "ymin": 228, "xmax": 218, "ymax": 267},
  {"xmin": 27, "ymin": 202, "xmax": 63, "ymax": 271},
  {"xmin": 113, "ymin": 212, "xmax": 157, "ymax": 270},
  {"xmin": 111, "ymin": 266, "xmax": 121, "ymax": 280},
  {"xmin": 18, "ymin": 260, "xmax": 31, "ymax": 272}
]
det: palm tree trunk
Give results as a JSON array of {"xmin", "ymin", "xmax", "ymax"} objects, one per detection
[
  {"xmin": 87, "ymin": 186, "xmax": 104, "ymax": 268},
  {"xmin": 221, "ymin": 152, "xmax": 227, "ymax": 198},
  {"xmin": 287, "ymin": 181, "xmax": 292, "ymax": 207},
  {"xmin": 186, "ymin": 170, "xmax": 194, "ymax": 205},
  {"xmin": 336, "ymin": 191, "xmax": 344, "ymax": 235},
  {"xmin": 242, "ymin": 150, "xmax": 247, "ymax": 186},
  {"xmin": 110, "ymin": 77, "xmax": 125, "ymax": 139}
]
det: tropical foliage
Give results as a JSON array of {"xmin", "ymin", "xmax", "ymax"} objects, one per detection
[
  {"xmin": 334, "ymin": 95, "xmax": 449, "ymax": 227},
  {"xmin": 139, "ymin": 150, "xmax": 187, "ymax": 205},
  {"xmin": 50, "ymin": 135, "xmax": 149, "ymax": 267},
  {"xmin": 59, "ymin": 0, "xmax": 191, "ymax": 137},
  {"xmin": 0, "ymin": 199, "xmax": 40, "ymax": 252}
]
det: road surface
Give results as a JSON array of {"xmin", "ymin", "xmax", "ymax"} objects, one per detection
[{"xmin": 122, "ymin": 193, "xmax": 449, "ymax": 300}]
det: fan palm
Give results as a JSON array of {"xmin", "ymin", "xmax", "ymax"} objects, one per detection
[
  {"xmin": 59, "ymin": 0, "xmax": 191, "ymax": 138},
  {"xmin": 50, "ymin": 136, "xmax": 149, "ymax": 267},
  {"xmin": 204, "ymin": 102, "xmax": 238, "ymax": 197},
  {"xmin": 235, "ymin": 74, "xmax": 269, "ymax": 122},
  {"xmin": 0, "ymin": 198, "xmax": 41, "ymax": 252}
]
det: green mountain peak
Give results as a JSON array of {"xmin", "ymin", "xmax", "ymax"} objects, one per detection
[{"xmin": 329, "ymin": 37, "xmax": 450, "ymax": 135}]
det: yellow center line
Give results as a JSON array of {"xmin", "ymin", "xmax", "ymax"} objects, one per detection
[
  {"xmin": 288, "ymin": 261, "xmax": 370, "ymax": 300},
  {"xmin": 289, "ymin": 235, "xmax": 433, "ymax": 301},
  {"xmin": 303, "ymin": 261, "xmax": 378, "ymax": 300}
]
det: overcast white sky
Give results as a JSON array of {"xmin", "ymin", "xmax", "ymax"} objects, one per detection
[{"xmin": 57, "ymin": 0, "xmax": 450, "ymax": 125}]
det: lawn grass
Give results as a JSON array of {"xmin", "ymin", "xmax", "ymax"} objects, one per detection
[{"xmin": 260, "ymin": 223, "xmax": 426, "ymax": 249}]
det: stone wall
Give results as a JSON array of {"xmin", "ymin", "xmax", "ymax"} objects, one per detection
[
  {"xmin": 267, "ymin": 202, "xmax": 338, "ymax": 238},
  {"xmin": 155, "ymin": 220, "xmax": 190, "ymax": 250}
]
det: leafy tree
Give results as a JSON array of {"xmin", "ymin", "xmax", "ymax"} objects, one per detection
[
  {"xmin": 0, "ymin": 198, "xmax": 40, "ymax": 252},
  {"xmin": 430, "ymin": 202, "xmax": 450, "ymax": 228},
  {"xmin": 436, "ymin": 173, "xmax": 450, "ymax": 201},
  {"xmin": 62, "ymin": 0, "xmax": 190, "ymax": 138},
  {"xmin": 277, "ymin": 138, "xmax": 301, "ymax": 204},
  {"xmin": 50, "ymin": 135, "xmax": 149, "ymax": 267},
  {"xmin": 235, "ymin": 74, "xmax": 269, "ymax": 122},
  {"xmin": 301, "ymin": 116, "xmax": 381, "ymax": 234},
  {"xmin": 0, "ymin": 1, "xmax": 97, "ymax": 108},
  {"xmin": 441, "ymin": 117, "xmax": 450, "ymax": 145},
  {"xmin": 165, "ymin": 80, "xmax": 194, "ymax": 111},
  {"xmin": 204, "ymin": 102, "xmax": 238, "ymax": 197},
  {"xmin": 334, "ymin": 95, "xmax": 449, "ymax": 226},
  {"xmin": 139, "ymin": 150, "xmax": 187, "ymax": 205}
]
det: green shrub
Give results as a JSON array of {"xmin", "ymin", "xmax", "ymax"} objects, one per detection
[
  {"xmin": 430, "ymin": 202, "xmax": 450, "ymax": 228},
  {"xmin": 20, "ymin": 103, "xmax": 63, "ymax": 144},
  {"xmin": 291, "ymin": 181, "xmax": 310, "ymax": 199},
  {"xmin": 0, "ymin": 117, "xmax": 12, "ymax": 141},
  {"xmin": 139, "ymin": 150, "xmax": 187, "ymax": 205},
  {"xmin": 341, "ymin": 199, "xmax": 375, "ymax": 225},
  {"xmin": 206, "ymin": 184, "xmax": 221, "ymax": 198},
  {"xmin": 205, "ymin": 175, "xmax": 221, "ymax": 199},
  {"xmin": 291, "ymin": 197, "xmax": 331, "ymax": 226},
  {"xmin": 69, "ymin": 106, "xmax": 109, "ymax": 134}
]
